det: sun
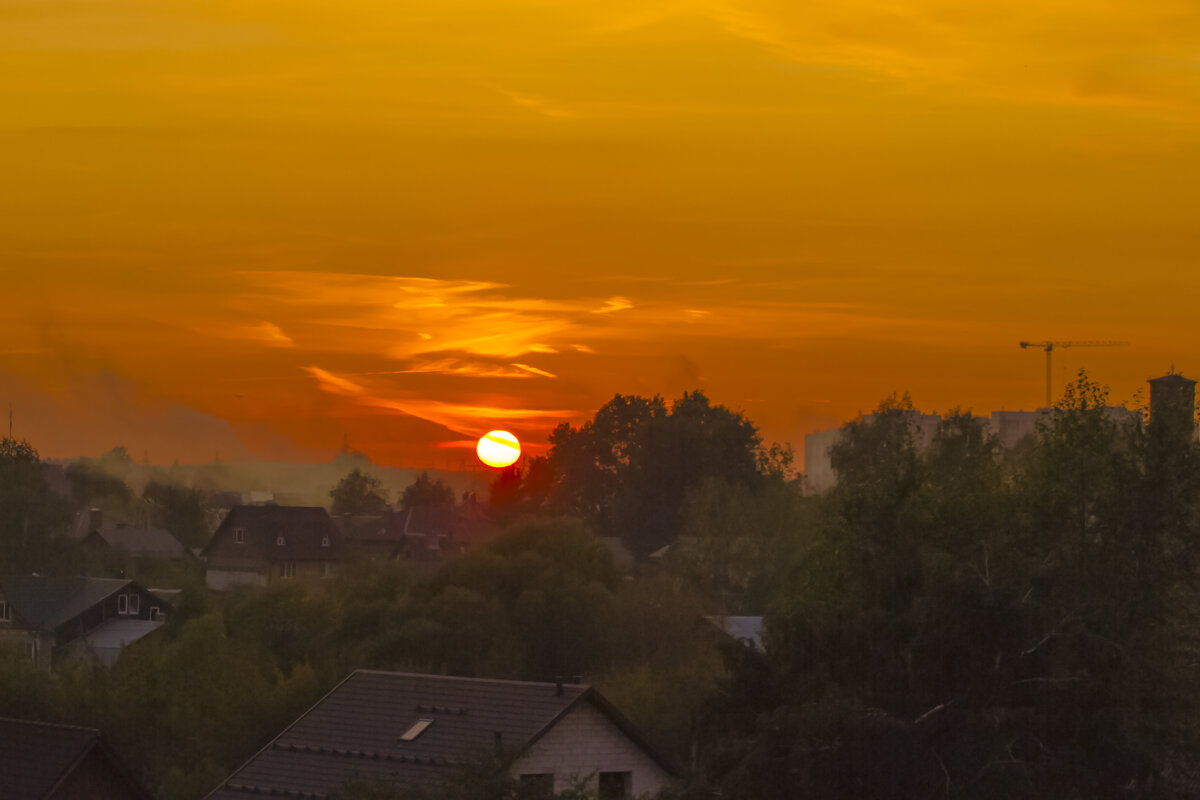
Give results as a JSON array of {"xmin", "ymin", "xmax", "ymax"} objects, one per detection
[{"xmin": 476, "ymin": 430, "xmax": 521, "ymax": 468}]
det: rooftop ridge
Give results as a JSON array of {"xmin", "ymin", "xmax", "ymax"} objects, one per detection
[{"xmin": 351, "ymin": 668, "xmax": 589, "ymax": 691}]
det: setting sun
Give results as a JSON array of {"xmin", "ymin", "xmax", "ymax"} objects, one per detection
[{"xmin": 476, "ymin": 430, "xmax": 521, "ymax": 468}]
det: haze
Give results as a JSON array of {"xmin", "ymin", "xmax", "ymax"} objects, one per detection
[{"xmin": 3, "ymin": 0, "xmax": 1197, "ymax": 465}]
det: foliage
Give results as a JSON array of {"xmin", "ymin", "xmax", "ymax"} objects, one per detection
[
  {"xmin": 704, "ymin": 375, "xmax": 1200, "ymax": 799},
  {"xmin": 542, "ymin": 391, "xmax": 767, "ymax": 555},
  {"xmin": 400, "ymin": 471, "xmax": 456, "ymax": 511},
  {"xmin": 142, "ymin": 480, "xmax": 211, "ymax": 549},
  {"xmin": 0, "ymin": 437, "xmax": 70, "ymax": 568},
  {"xmin": 331, "ymin": 468, "xmax": 389, "ymax": 515}
]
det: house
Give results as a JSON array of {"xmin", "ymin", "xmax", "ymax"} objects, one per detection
[
  {"xmin": 206, "ymin": 670, "xmax": 678, "ymax": 799},
  {"xmin": 76, "ymin": 508, "xmax": 191, "ymax": 561},
  {"xmin": 0, "ymin": 576, "xmax": 169, "ymax": 669},
  {"xmin": 0, "ymin": 717, "xmax": 156, "ymax": 800},
  {"xmin": 203, "ymin": 506, "xmax": 345, "ymax": 590}
]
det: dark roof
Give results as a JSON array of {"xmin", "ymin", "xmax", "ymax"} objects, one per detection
[
  {"xmin": 0, "ymin": 717, "xmax": 154, "ymax": 800},
  {"xmin": 204, "ymin": 506, "xmax": 342, "ymax": 563},
  {"xmin": 84, "ymin": 524, "xmax": 189, "ymax": 560},
  {"xmin": 207, "ymin": 670, "xmax": 675, "ymax": 799},
  {"xmin": 333, "ymin": 513, "xmax": 404, "ymax": 545},
  {"xmin": 0, "ymin": 576, "xmax": 131, "ymax": 630}
]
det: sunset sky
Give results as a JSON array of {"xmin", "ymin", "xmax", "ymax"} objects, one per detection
[{"xmin": 3, "ymin": 0, "xmax": 1198, "ymax": 467}]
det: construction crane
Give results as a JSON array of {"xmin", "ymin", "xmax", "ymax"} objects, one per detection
[{"xmin": 1019, "ymin": 340, "xmax": 1130, "ymax": 408}]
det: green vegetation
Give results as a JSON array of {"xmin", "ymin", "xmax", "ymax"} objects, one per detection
[
  {"xmin": 1, "ymin": 378, "xmax": 1198, "ymax": 798},
  {"xmin": 331, "ymin": 467, "xmax": 389, "ymax": 515}
]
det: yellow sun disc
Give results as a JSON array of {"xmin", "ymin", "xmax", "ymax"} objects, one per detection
[{"xmin": 476, "ymin": 430, "xmax": 521, "ymax": 468}]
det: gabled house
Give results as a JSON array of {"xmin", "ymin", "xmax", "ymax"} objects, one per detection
[
  {"xmin": 0, "ymin": 576, "xmax": 169, "ymax": 669},
  {"xmin": 76, "ymin": 508, "xmax": 191, "ymax": 561},
  {"xmin": 203, "ymin": 506, "xmax": 344, "ymax": 590},
  {"xmin": 206, "ymin": 670, "xmax": 677, "ymax": 800},
  {"xmin": 0, "ymin": 717, "xmax": 156, "ymax": 800}
]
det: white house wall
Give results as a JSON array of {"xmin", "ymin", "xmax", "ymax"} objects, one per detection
[{"xmin": 508, "ymin": 701, "xmax": 672, "ymax": 798}]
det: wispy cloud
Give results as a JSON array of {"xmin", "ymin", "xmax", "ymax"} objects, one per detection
[
  {"xmin": 490, "ymin": 85, "xmax": 577, "ymax": 119},
  {"xmin": 304, "ymin": 364, "xmax": 574, "ymax": 437}
]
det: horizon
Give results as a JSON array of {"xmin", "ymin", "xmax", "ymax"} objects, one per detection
[{"xmin": 4, "ymin": 0, "xmax": 1198, "ymax": 468}]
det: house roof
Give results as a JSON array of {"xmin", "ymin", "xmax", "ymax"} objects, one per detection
[
  {"xmin": 77, "ymin": 618, "xmax": 165, "ymax": 652},
  {"xmin": 207, "ymin": 670, "xmax": 675, "ymax": 799},
  {"xmin": 85, "ymin": 523, "xmax": 189, "ymax": 560},
  {"xmin": 0, "ymin": 717, "xmax": 154, "ymax": 800},
  {"xmin": 203, "ymin": 506, "xmax": 342, "ymax": 562},
  {"xmin": 0, "ymin": 576, "xmax": 131, "ymax": 630}
]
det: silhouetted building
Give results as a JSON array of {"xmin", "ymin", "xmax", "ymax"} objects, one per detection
[
  {"xmin": 202, "ymin": 506, "xmax": 345, "ymax": 590},
  {"xmin": 0, "ymin": 576, "xmax": 169, "ymax": 669},
  {"xmin": 1149, "ymin": 372, "xmax": 1197, "ymax": 443}
]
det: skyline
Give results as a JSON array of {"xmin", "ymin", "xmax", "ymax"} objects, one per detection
[{"xmin": 3, "ymin": 0, "xmax": 1198, "ymax": 467}]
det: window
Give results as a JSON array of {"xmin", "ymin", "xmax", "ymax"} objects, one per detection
[
  {"xmin": 321, "ymin": 536, "xmax": 331, "ymax": 547},
  {"xmin": 280, "ymin": 561, "xmax": 296, "ymax": 579},
  {"xmin": 128, "ymin": 593, "xmax": 140, "ymax": 615},
  {"xmin": 598, "ymin": 772, "xmax": 632, "ymax": 800},
  {"xmin": 234, "ymin": 527, "xmax": 245, "ymax": 544},
  {"xmin": 276, "ymin": 535, "xmax": 286, "ymax": 546},
  {"xmin": 399, "ymin": 718, "xmax": 434, "ymax": 741},
  {"xmin": 0, "ymin": 601, "xmax": 9, "ymax": 622},
  {"xmin": 117, "ymin": 594, "xmax": 128, "ymax": 615},
  {"xmin": 149, "ymin": 607, "xmax": 160, "ymax": 621},
  {"xmin": 519, "ymin": 774, "xmax": 554, "ymax": 799}
]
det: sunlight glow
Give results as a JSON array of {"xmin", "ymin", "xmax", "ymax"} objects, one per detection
[{"xmin": 476, "ymin": 430, "xmax": 521, "ymax": 468}]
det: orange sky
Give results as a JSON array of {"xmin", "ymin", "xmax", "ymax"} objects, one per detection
[{"xmin": 2, "ymin": 0, "xmax": 1198, "ymax": 467}]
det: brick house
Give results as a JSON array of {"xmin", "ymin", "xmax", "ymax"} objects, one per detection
[
  {"xmin": 203, "ymin": 506, "xmax": 345, "ymax": 590},
  {"xmin": 0, "ymin": 576, "xmax": 169, "ymax": 669},
  {"xmin": 205, "ymin": 670, "xmax": 677, "ymax": 799}
]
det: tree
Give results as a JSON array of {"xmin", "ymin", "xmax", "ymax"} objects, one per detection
[
  {"xmin": 142, "ymin": 480, "xmax": 210, "ymax": 549},
  {"xmin": 707, "ymin": 381, "xmax": 1200, "ymax": 798},
  {"xmin": 543, "ymin": 391, "xmax": 766, "ymax": 555},
  {"xmin": 0, "ymin": 437, "xmax": 68, "ymax": 567},
  {"xmin": 400, "ymin": 472, "xmax": 455, "ymax": 511},
  {"xmin": 331, "ymin": 468, "xmax": 388, "ymax": 515}
]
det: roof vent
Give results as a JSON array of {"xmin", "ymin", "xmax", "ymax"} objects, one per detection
[{"xmin": 399, "ymin": 718, "xmax": 434, "ymax": 742}]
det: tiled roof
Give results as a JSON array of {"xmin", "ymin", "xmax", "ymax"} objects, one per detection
[
  {"xmin": 77, "ymin": 618, "xmax": 165, "ymax": 652},
  {"xmin": 0, "ymin": 717, "xmax": 153, "ymax": 800},
  {"xmin": 88, "ymin": 523, "xmax": 189, "ymax": 560},
  {"xmin": 204, "ymin": 506, "xmax": 343, "ymax": 563},
  {"xmin": 0, "ymin": 576, "xmax": 130, "ymax": 630},
  {"xmin": 207, "ymin": 670, "xmax": 673, "ymax": 799}
]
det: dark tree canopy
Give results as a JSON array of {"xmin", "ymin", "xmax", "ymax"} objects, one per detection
[
  {"xmin": 330, "ymin": 468, "xmax": 388, "ymax": 516},
  {"xmin": 400, "ymin": 471, "xmax": 455, "ymax": 511},
  {"xmin": 705, "ymin": 374, "xmax": 1200, "ymax": 799},
  {"xmin": 544, "ymin": 390, "xmax": 766, "ymax": 555}
]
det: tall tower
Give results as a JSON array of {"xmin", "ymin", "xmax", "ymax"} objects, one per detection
[{"xmin": 1149, "ymin": 372, "xmax": 1197, "ymax": 443}]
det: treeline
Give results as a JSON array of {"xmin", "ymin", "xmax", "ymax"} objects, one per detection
[
  {"xmin": 2, "ymin": 377, "xmax": 1200, "ymax": 798},
  {"xmin": 0, "ymin": 519, "xmax": 718, "ymax": 799}
]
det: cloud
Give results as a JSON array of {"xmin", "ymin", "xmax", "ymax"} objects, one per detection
[
  {"xmin": 304, "ymin": 364, "xmax": 574, "ymax": 436},
  {"xmin": 703, "ymin": 0, "xmax": 1200, "ymax": 110},
  {"xmin": 196, "ymin": 320, "xmax": 294, "ymax": 347}
]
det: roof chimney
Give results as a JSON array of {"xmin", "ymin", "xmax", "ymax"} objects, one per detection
[{"xmin": 89, "ymin": 508, "xmax": 102, "ymax": 530}]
